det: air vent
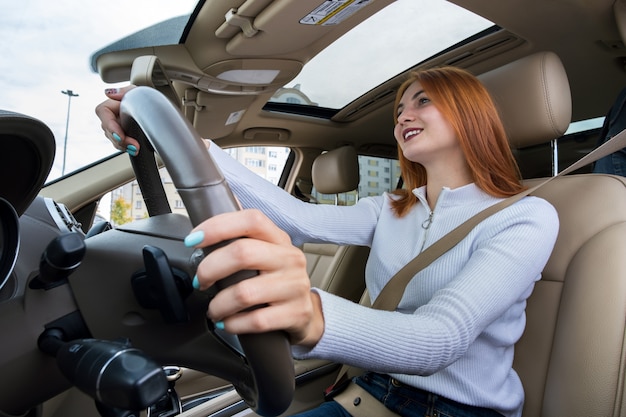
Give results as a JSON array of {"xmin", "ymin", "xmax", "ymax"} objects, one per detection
[{"xmin": 45, "ymin": 198, "xmax": 83, "ymax": 233}]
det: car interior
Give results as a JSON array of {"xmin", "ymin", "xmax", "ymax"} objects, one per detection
[{"xmin": 3, "ymin": 0, "xmax": 626, "ymax": 416}]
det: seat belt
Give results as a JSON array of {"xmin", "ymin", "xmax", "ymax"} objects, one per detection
[{"xmin": 331, "ymin": 127, "xmax": 626, "ymax": 416}]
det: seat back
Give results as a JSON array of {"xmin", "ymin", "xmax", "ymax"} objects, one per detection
[
  {"xmin": 303, "ymin": 145, "xmax": 368, "ymax": 303},
  {"xmin": 518, "ymin": 175, "xmax": 626, "ymax": 416},
  {"xmin": 480, "ymin": 51, "xmax": 626, "ymax": 416}
]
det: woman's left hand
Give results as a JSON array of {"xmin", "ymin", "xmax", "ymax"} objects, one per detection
[{"xmin": 185, "ymin": 209, "xmax": 324, "ymax": 348}]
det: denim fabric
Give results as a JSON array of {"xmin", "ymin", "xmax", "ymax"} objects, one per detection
[
  {"xmin": 353, "ymin": 373, "xmax": 504, "ymax": 417},
  {"xmin": 291, "ymin": 400, "xmax": 352, "ymax": 417},
  {"xmin": 291, "ymin": 372, "xmax": 504, "ymax": 417},
  {"xmin": 593, "ymin": 151, "xmax": 626, "ymax": 176},
  {"xmin": 593, "ymin": 87, "xmax": 626, "ymax": 176}
]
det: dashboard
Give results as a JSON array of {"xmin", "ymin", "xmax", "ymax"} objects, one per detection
[
  {"xmin": 0, "ymin": 197, "xmax": 18, "ymax": 293},
  {"xmin": 0, "ymin": 109, "xmax": 87, "ymax": 414},
  {"xmin": 0, "ymin": 109, "xmax": 57, "ymax": 298},
  {"xmin": 0, "ymin": 194, "xmax": 90, "ymax": 414}
]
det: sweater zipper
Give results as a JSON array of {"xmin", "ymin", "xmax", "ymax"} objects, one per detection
[
  {"xmin": 422, "ymin": 210, "xmax": 434, "ymax": 229},
  {"xmin": 419, "ymin": 209, "xmax": 434, "ymax": 253}
]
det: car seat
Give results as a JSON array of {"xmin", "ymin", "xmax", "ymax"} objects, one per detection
[
  {"xmin": 481, "ymin": 51, "xmax": 626, "ymax": 416},
  {"xmin": 301, "ymin": 145, "xmax": 369, "ymax": 303}
]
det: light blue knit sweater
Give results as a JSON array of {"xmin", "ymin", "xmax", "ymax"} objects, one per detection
[{"xmin": 209, "ymin": 143, "xmax": 559, "ymax": 417}]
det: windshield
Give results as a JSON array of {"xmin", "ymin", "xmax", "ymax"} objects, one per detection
[{"xmin": 0, "ymin": 1, "xmax": 197, "ymax": 182}]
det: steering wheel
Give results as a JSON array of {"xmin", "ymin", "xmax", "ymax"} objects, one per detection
[{"xmin": 118, "ymin": 86, "xmax": 294, "ymax": 416}]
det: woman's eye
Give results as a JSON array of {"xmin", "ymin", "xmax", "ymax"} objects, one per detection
[{"xmin": 418, "ymin": 97, "xmax": 430, "ymax": 105}]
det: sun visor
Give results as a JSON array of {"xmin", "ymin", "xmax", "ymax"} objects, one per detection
[{"xmin": 0, "ymin": 110, "xmax": 55, "ymax": 216}]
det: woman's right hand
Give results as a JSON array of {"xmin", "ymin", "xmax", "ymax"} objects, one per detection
[
  {"xmin": 185, "ymin": 209, "xmax": 325, "ymax": 348},
  {"xmin": 95, "ymin": 85, "xmax": 141, "ymax": 156}
]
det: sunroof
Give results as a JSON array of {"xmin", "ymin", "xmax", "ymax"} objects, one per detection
[{"xmin": 268, "ymin": 0, "xmax": 493, "ymax": 110}]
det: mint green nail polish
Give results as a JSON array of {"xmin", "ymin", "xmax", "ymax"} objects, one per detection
[
  {"xmin": 214, "ymin": 321, "xmax": 225, "ymax": 330},
  {"xmin": 192, "ymin": 275, "xmax": 200, "ymax": 289},
  {"xmin": 184, "ymin": 231, "xmax": 204, "ymax": 247},
  {"xmin": 112, "ymin": 132, "xmax": 122, "ymax": 142}
]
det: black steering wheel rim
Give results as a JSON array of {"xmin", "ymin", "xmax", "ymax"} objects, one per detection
[{"xmin": 119, "ymin": 86, "xmax": 294, "ymax": 416}]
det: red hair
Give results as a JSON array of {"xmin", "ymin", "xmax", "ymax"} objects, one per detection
[{"xmin": 390, "ymin": 66, "xmax": 525, "ymax": 217}]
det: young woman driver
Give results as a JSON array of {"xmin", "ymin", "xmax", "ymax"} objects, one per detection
[{"xmin": 96, "ymin": 66, "xmax": 559, "ymax": 417}]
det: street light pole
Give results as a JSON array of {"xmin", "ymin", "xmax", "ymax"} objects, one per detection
[{"xmin": 61, "ymin": 89, "xmax": 79, "ymax": 175}]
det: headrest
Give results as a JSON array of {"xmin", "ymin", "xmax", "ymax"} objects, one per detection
[
  {"xmin": 312, "ymin": 146, "xmax": 359, "ymax": 194},
  {"xmin": 479, "ymin": 51, "xmax": 572, "ymax": 149},
  {"xmin": 0, "ymin": 110, "xmax": 55, "ymax": 216}
]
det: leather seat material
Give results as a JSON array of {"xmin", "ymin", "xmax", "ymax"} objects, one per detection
[
  {"xmin": 515, "ymin": 174, "xmax": 626, "ymax": 416},
  {"xmin": 302, "ymin": 146, "xmax": 368, "ymax": 304},
  {"xmin": 527, "ymin": 175, "xmax": 626, "ymax": 282},
  {"xmin": 479, "ymin": 51, "xmax": 571, "ymax": 149},
  {"xmin": 311, "ymin": 145, "xmax": 359, "ymax": 195}
]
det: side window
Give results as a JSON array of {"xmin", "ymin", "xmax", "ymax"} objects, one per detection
[
  {"xmin": 515, "ymin": 117, "xmax": 605, "ymax": 179},
  {"xmin": 311, "ymin": 155, "xmax": 401, "ymax": 206},
  {"xmin": 99, "ymin": 146, "xmax": 293, "ymax": 226},
  {"xmin": 223, "ymin": 146, "xmax": 292, "ymax": 186}
]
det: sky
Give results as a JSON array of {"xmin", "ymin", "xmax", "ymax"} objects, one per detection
[{"xmin": 0, "ymin": 0, "xmax": 198, "ymax": 181}]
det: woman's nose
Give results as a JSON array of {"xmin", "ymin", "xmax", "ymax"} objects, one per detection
[{"xmin": 397, "ymin": 110, "xmax": 413, "ymax": 123}]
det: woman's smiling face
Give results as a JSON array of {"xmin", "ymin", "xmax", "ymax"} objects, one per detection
[{"xmin": 393, "ymin": 81, "xmax": 462, "ymax": 167}]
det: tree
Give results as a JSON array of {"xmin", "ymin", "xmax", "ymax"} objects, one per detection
[{"xmin": 110, "ymin": 196, "xmax": 132, "ymax": 226}]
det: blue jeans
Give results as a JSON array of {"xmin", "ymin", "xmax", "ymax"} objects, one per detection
[
  {"xmin": 291, "ymin": 372, "xmax": 504, "ymax": 417},
  {"xmin": 592, "ymin": 87, "xmax": 626, "ymax": 176},
  {"xmin": 593, "ymin": 149, "xmax": 626, "ymax": 176}
]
